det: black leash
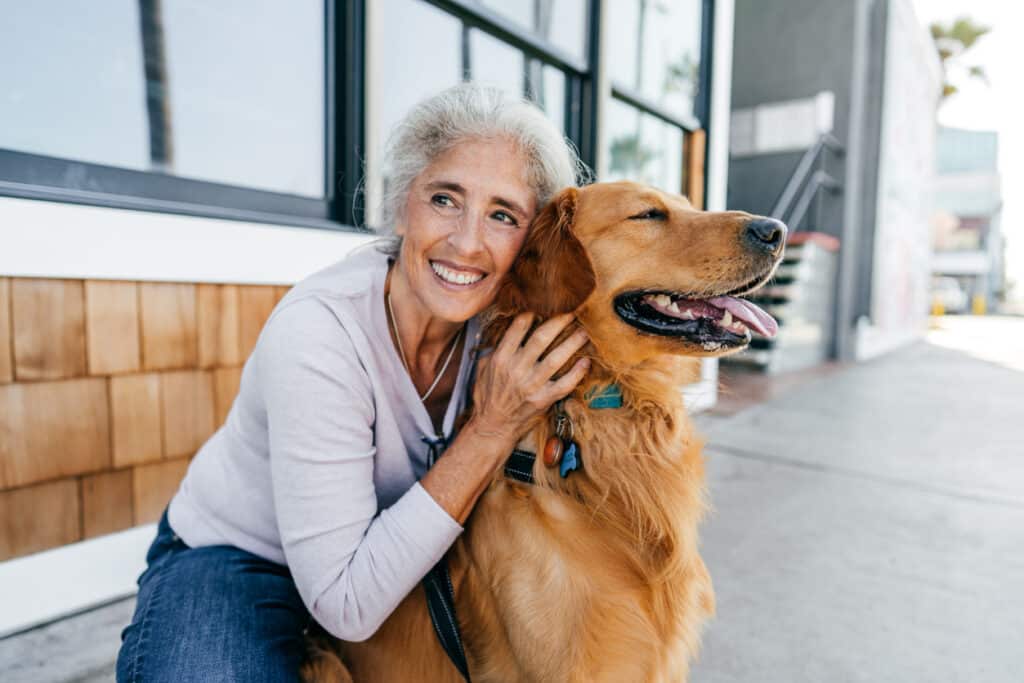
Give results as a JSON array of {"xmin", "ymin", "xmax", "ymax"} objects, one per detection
[
  {"xmin": 503, "ymin": 448, "xmax": 537, "ymax": 484},
  {"xmin": 423, "ymin": 449, "xmax": 536, "ymax": 681},
  {"xmin": 424, "ymin": 557, "xmax": 472, "ymax": 682},
  {"xmin": 422, "ymin": 381, "xmax": 619, "ymax": 679}
]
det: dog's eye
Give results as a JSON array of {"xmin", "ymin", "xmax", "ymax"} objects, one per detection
[{"xmin": 629, "ymin": 208, "xmax": 667, "ymax": 221}]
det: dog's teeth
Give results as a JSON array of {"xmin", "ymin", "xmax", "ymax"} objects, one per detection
[
  {"xmin": 667, "ymin": 301, "xmax": 680, "ymax": 313},
  {"xmin": 683, "ymin": 310, "xmax": 695, "ymax": 319},
  {"xmin": 721, "ymin": 311, "xmax": 732, "ymax": 327},
  {"xmin": 654, "ymin": 294, "xmax": 672, "ymax": 308}
]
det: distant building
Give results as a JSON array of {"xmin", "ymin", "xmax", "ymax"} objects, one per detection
[
  {"xmin": 725, "ymin": 0, "xmax": 941, "ymax": 366},
  {"xmin": 930, "ymin": 127, "xmax": 1004, "ymax": 311}
]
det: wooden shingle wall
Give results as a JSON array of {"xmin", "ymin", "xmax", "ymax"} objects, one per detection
[{"xmin": 0, "ymin": 277, "xmax": 289, "ymax": 561}]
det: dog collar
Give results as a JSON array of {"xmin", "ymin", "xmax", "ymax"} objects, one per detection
[
  {"xmin": 502, "ymin": 383, "xmax": 623, "ymax": 486},
  {"xmin": 585, "ymin": 383, "xmax": 623, "ymax": 409}
]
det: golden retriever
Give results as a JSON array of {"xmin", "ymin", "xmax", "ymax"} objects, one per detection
[{"xmin": 304, "ymin": 181, "xmax": 786, "ymax": 682}]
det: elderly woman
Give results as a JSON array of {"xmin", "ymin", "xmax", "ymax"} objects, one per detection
[{"xmin": 116, "ymin": 84, "xmax": 589, "ymax": 681}]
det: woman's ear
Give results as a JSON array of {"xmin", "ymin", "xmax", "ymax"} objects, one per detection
[{"xmin": 511, "ymin": 187, "xmax": 596, "ymax": 319}]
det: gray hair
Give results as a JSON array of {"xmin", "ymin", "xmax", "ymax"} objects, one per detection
[{"xmin": 374, "ymin": 82, "xmax": 588, "ymax": 254}]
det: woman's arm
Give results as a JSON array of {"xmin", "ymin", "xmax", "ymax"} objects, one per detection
[
  {"xmin": 260, "ymin": 301, "xmax": 586, "ymax": 641},
  {"xmin": 261, "ymin": 299, "xmax": 464, "ymax": 642},
  {"xmin": 420, "ymin": 312, "xmax": 589, "ymax": 523}
]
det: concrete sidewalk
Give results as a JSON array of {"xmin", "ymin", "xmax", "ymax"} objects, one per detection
[{"xmin": 691, "ymin": 329, "xmax": 1024, "ymax": 682}]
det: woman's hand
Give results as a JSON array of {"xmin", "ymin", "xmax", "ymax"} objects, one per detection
[
  {"xmin": 469, "ymin": 312, "xmax": 590, "ymax": 447},
  {"xmin": 421, "ymin": 314, "xmax": 588, "ymax": 522}
]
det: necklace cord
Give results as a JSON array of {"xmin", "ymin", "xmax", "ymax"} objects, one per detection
[{"xmin": 387, "ymin": 291, "xmax": 464, "ymax": 402}]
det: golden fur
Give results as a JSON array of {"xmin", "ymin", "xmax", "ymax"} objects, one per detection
[{"xmin": 304, "ymin": 181, "xmax": 783, "ymax": 682}]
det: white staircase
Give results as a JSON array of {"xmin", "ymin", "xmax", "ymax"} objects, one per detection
[{"xmin": 723, "ymin": 233, "xmax": 838, "ymax": 373}]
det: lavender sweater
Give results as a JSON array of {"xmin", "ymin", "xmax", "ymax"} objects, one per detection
[{"xmin": 168, "ymin": 245, "xmax": 478, "ymax": 641}]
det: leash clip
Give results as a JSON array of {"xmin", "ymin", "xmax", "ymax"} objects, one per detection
[
  {"xmin": 554, "ymin": 408, "xmax": 574, "ymax": 442},
  {"xmin": 547, "ymin": 402, "xmax": 581, "ymax": 477}
]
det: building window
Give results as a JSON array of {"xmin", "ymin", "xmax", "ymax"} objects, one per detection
[
  {"xmin": 0, "ymin": 0, "xmax": 329, "ymax": 226},
  {"xmin": 607, "ymin": 0, "xmax": 704, "ymax": 124},
  {"xmin": 0, "ymin": 0, "xmax": 713, "ymax": 229},
  {"xmin": 150, "ymin": 1, "xmax": 325, "ymax": 197},
  {"xmin": 602, "ymin": 0, "xmax": 709, "ymax": 202},
  {"xmin": 469, "ymin": 29, "xmax": 527, "ymax": 98},
  {"xmin": 528, "ymin": 63, "xmax": 567, "ymax": 134},
  {"xmin": 605, "ymin": 98, "xmax": 684, "ymax": 193},
  {"xmin": 475, "ymin": 0, "xmax": 588, "ymax": 63},
  {"xmin": 2, "ymin": 3, "xmax": 152, "ymax": 174}
]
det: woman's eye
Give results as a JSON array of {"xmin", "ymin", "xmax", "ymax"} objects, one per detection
[
  {"xmin": 629, "ymin": 208, "xmax": 668, "ymax": 221},
  {"xmin": 492, "ymin": 211, "xmax": 518, "ymax": 227},
  {"xmin": 432, "ymin": 194, "xmax": 455, "ymax": 207}
]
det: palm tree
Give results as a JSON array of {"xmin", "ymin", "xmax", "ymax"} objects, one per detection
[{"xmin": 930, "ymin": 17, "xmax": 991, "ymax": 100}]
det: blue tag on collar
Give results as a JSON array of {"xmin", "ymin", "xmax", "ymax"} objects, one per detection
[
  {"xmin": 560, "ymin": 441, "xmax": 580, "ymax": 478},
  {"xmin": 586, "ymin": 384, "xmax": 623, "ymax": 409}
]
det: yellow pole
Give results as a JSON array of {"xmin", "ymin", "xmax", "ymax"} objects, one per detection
[{"xmin": 971, "ymin": 295, "xmax": 986, "ymax": 316}]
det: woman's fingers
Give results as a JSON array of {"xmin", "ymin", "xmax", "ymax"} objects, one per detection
[
  {"xmin": 494, "ymin": 313, "xmax": 534, "ymax": 361},
  {"xmin": 520, "ymin": 313, "xmax": 576, "ymax": 361},
  {"xmin": 544, "ymin": 357, "xmax": 591, "ymax": 401},
  {"xmin": 536, "ymin": 327, "xmax": 589, "ymax": 377}
]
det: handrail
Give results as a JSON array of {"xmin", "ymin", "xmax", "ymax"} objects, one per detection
[
  {"xmin": 770, "ymin": 133, "xmax": 844, "ymax": 226},
  {"xmin": 786, "ymin": 169, "xmax": 841, "ymax": 233}
]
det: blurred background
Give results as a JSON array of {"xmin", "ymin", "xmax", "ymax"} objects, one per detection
[{"xmin": 0, "ymin": 1, "xmax": 1020, "ymax": 681}]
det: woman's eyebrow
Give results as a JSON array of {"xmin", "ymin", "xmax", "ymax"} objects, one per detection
[
  {"xmin": 493, "ymin": 197, "xmax": 527, "ymax": 217},
  {"xmin": 424, "ymin": 180, "xmax": 465, "ymax": 194}
]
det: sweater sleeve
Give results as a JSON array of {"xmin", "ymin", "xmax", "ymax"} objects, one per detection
[{"xmin": 258, "ymin": 298, "xmax": 463, "ymax": 641}]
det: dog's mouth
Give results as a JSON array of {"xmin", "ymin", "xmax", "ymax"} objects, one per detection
[{"xmin": 614, "ymin": 288, "xmax": 778, "ymax": 350}]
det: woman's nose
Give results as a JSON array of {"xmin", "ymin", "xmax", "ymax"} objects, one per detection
[{"xmin": 448, "ymin": 212, "xmax": 486, "ymax": 256}]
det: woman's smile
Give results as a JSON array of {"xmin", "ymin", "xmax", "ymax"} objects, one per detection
[{"xmin": 429, "ymin": 259, "xmax": 487, "ymax": 287}]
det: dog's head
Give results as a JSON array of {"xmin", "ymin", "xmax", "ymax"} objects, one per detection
[{"xmin": 487, "ymin": 181, "xmax": 786, "ymax": 368}]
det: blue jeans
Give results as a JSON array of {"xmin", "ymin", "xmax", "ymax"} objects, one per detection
[{"xmin": 117, "ymin": 511, "xmax": 313, "ymax": 682}]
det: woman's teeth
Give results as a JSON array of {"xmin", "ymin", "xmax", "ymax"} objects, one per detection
[{"xmin": 431, "ymin": 261, "xmax": 484, "ymax": 285}]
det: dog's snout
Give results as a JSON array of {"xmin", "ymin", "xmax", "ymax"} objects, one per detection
[{"xmin": 743, "ymin": 217, "xmax": 787, "ymax": 255}]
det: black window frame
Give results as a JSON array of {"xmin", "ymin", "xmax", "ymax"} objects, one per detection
[
  {"xmin": 414, "ymin": 0, "xmax": 602, "ymax": 170},
  {"xmin": 0, "ymin": 0, "xmax": 714, "ymax": 231}
]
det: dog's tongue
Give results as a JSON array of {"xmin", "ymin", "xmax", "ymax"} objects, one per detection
[{"xmin": 708, "ymin": 296, "xmax": 778, "ymax": 338}]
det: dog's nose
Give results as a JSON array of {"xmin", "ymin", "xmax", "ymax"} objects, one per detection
[{"xmin": 743, "ymin": 217, "xmax": 787, "ymax": 255}]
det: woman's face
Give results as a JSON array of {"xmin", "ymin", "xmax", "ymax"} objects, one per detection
[{"xmin": 395, "ymin": 138, "xmax": 537, "ymax": 323}]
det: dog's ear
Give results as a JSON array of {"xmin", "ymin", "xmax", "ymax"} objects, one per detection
[
  {"xmin": 513, "ymin": 187, "xmax": 595, "ymax": 317},
  {"xmin": 481, "ymin": 188, "xmax": 595, "ymax": 348}
]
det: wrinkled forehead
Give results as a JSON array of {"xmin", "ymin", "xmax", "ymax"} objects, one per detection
[{"xmin": 575, "ymin": 182, "xmax": 695, "ymax": 233}]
